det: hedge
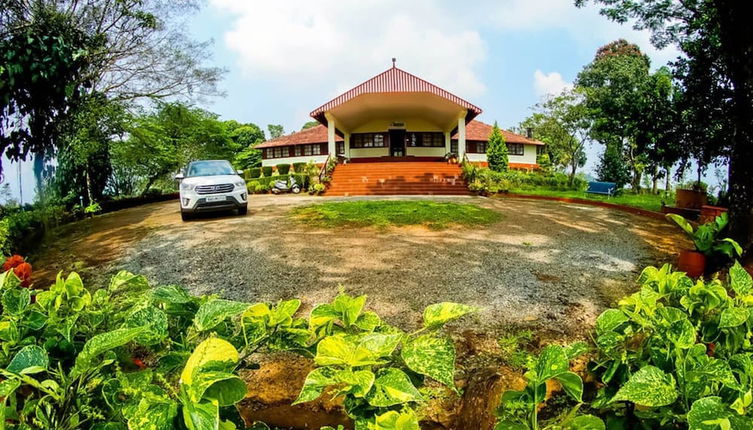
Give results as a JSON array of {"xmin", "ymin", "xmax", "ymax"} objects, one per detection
[
  {"xmin": 247, "ymin": 174, "xmax": 309, "ymax": 190},
  {"xmin": 292, "ymin": 162, "xmax": 307, "ymax": 173},
  {"xmin": 276, "ymin": 164, "xmax": 291, "ymax": 175},
  {"xmin": 261, "ymin": 166, "xmax": 273, "ymax": 177},
  {"xmin": 248, "ymin": 168, "xmax": 261, "ymax": 179}
]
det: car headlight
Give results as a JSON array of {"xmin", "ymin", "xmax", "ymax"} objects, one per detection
[
  {"xmin": 180, "ymin": 182, "xmax": 196, "ymax": 191},
  {"xmin": 234, "ymin": 180, "xmax": 245, "ymax": 189}
]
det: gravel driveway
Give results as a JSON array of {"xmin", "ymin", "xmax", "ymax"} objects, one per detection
[{"xmin": 34, "ymin": 194, "xmax": 686, "ymax": 339}]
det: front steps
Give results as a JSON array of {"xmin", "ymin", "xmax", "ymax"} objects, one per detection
[{"xmin": 325, "ymin": 162, "xmax": 470, "ymax": 196}]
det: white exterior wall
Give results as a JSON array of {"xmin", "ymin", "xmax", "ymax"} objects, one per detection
[
  {"xmin": 466, "ymin": 144, "xmax": 539, "ymax": 165},
  {"xmin": 261, "ymin": 154, "xmax": 328, "ymax": 167},
  {"xmin": 405, "ymin": 147, "xmax": 447, "ymax": 157},
  {"xmin": 349, "ymin": 147, "xmax": 390, "ymax": 158}
]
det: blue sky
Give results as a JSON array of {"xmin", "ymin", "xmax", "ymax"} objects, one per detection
[{"xmin": 3, "ymin": 0, "xmax": 694, "ymax": 203}]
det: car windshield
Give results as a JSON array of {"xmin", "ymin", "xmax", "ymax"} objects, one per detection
[{"xmin": 186, "ymin": 160, "xmax": 235, "ymax": 177}]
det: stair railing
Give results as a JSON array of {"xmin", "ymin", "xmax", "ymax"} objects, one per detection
[{"xmin": 319, "ymin": 154, "xmax": 336, "ymax": 183}]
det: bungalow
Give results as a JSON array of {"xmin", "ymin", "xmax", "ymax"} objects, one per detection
[{"xmin": 256, "ymin": 62, "xmax": 544, "ymax": 169}]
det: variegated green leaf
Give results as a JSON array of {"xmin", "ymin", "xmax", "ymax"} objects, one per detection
[
  {"xmin": 401, "ymin": 334, "xmax": 456, "ymax": 389},
  {"xmin": 293, "ymin": 367, "xmax": 337, "ymax": 404},
  {"xmin": 75, "ymin": 327, "xmax": 145, "ymax": 373},
  {"xmin": 595, "ymin": 309, "xmax": 628, "ymax": 335},
  {"xmin": 194, "ymin": 299, "xmax": 250, "ymax": 332},
  {"xmin": 720, "ymin": 306, "xmax": 749, "ymax": 328},
  {"xmin": 2, "ymin": 287, "xmax": 30, "ymax": 315},
  {"xmin": 182, "ymin": 399, "xmax": 219, "ymax": 430},
  {"xmin": 613, "ymin": 365, "xmax": 678, "ymax": 407},
  {"xmin": 336, "ymin": 369, "xmax": 375, "ymax": 398},
  {"xmin": 188, "ymin": 370, "xmax": 246, "ymax": 405},
  {"xmin": 535, "ymin": 345, "xmax": 570, "ymax": 381},
  {"xmin": 181, "ymin": 338, "xmax": 239, "ymax": 385},
  {"xmin": 125, "ymin": 305, "xmax": 169, "ymax": 345},
  {"xmin": 422, "ymin": 302, "xmax": 476, "ymax": 329},
  {"xmin": 366, "ymin": 368, "xmax": 423, "ymax": 407},
  {"xmin": 730, "ymin": 261, "xmax": 753, "ymax": 297},
  {"xmin": 108, "ymin": 270, "xmax": 149, "ymax": 292},
  {"xmin": 6, "ymin": 345, "xmax": 48, "ymax": 374}
]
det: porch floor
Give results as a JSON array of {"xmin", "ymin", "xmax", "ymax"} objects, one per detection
[{"xmin": 326, "ymin": 161, "xmax": 470, "ymax": 196}]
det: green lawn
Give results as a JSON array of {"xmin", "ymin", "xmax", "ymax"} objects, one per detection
[
  {"xmin": 291, "ymin": 200, "xmax": 502, "ymax": 230},
  {"xmin": 508, "ymin": 187, "xmax": 673, "ymax": 212}
]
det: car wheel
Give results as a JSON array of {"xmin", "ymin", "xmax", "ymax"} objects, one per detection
[
  {"xmin": 238, "ymin": 206, "xmax": 248, "ymax": 216},
  {"xmin": 181, "ymin": 211, "xmax": 193, "ymax": 221}
]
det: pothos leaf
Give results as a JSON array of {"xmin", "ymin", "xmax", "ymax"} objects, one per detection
[
  {"xmin": 194, "ymin": 299, "xmax": 250, "ymax": 332},
  {"xmin": 422, "ymin": 302, "xmax": 476, "ymax": 329},
  {"xmin": 554, "ymin": 371, "xmax": 584, "ymax": 402},
  {"xmin": 182, "ymin": 399, "xmax": 219, "ymax": 430},
  {"xmin": 181, "ymin": 338, "xmax": 239, "ymax": 385},
  {"xmin": 366, "ymin": 368, "xmax": 423, "ymax": 407},
  {"xmin": 719, "ymin": 306, "xmax": 749, "ymax": 329},
  {"xmin": 613, "ymin": 365, "xmax": 678, "ymax": 407},
  {"xmin": 401, "ymin": 334, "xmax": 456, "ymax": 389},
  {"xmin": 6, "ymin": 345, "xmax": 48, "ymax": 374},
  {"xmin": 75, "ymin": 327, "xmax": 145, "ymax": 374},
  {"xmin": 730, "ymin": 261, "xmax": 753, "ymax": 297},
  {"xmin": 293, "ymin": 367, "xmax": 337, "ymax": 405},
  {"xmin": 534, "ymin": 345, "xmax": 570, "ymax": 381}
]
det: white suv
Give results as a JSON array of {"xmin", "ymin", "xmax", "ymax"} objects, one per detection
[{"xmin": 175, "ymin": 160, "xmax": 248, "ymax": 221}]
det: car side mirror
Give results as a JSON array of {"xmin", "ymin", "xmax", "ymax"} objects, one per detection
[
  {"xmin": 236, "ymin": 170, "xmax": 244, "ymax": 175},
  {"xmin": 175, "ymin": 173, "xmax": 184, "ymax": 180}
]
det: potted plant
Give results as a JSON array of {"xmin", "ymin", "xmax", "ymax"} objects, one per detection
[
  {"xmin": 666, "ymin": 213, "xmax": 742, "ymax": 277},
  {"xmin": 445, "ymin": 152, "xmax": 458, "ymax": 164},
  {"xmin": 675, "ymin": 181, "xmax": 708, "ymax": 209}
]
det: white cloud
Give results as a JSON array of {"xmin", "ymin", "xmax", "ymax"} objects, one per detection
[
  {"xmin": 210, "ymin": 0, "xmax": 487, "ymax": 98},
  {"xmin": 533, "ymin": 70, "xmax": 572, "ymax": 98}
]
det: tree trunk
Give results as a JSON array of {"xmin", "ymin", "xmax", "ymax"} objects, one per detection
[
  {"xmin": 665, "ymin": 166, "xmax": 672, "ymax": 194},
  {"xmin": 715, "ymin": 0, "xmax": 753, "ymax": 257},
  {"xmin": 569, "ymin": 161, "xmax": 577, "ymax": 186}
]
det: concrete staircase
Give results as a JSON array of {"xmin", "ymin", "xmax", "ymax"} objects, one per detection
[{"xmin": 325, "ymin": 161, "xmax": 470, "ymax": 196}]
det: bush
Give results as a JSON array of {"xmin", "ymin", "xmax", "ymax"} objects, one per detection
[
  {"xmin": 248, "ymin": 167, "xmax": 261, "ymax": 178},
  {"xmin": 292, "ymin": 162, "xmax": 307, "ymax": 173},
  {"xmin": 310, "ymin": 183, "xmax": 326, "ymax": 195},
  {"xmin": 254, "ymin": 183, "xmax": 269, "ymax": 194},
  {"xmin": 464, "ymin": 167, "xmax": 586, "ymax": 194},
  {"xmin": 276, "ymin": 163, "xmax": 291, "ymax": 175},
  {"xmin": 0, "ymin": 265, "xmax": 472, "ymax": 430},
  {"xmin": 261, "ymin": 166, "xmax": 273, "ymax": 177},
  {"xmin": 0, "ymin": 204, "xmax": 69, "ymax": 256}
]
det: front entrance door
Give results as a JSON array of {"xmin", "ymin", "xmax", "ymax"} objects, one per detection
[{"xmin": 389, "ymin": 129, "xmax": 405, "ymax": 157}]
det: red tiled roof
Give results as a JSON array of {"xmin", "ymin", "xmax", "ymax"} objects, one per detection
[
  {"xmin": 255, "ymin": 125, "xmax": 342, "ymax": 149},
  {"xmin": 455, "ymin": 120, "xmax": 545, "ymax": 145},
  {"xmin": 256, "ymin": 121, "xmax": 544, "ymax": 148},
  {"xmin": 310, "ymin": 66, "xmax": 483, "ymax": 123}
]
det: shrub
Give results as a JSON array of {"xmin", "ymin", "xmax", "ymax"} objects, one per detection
[
  {"xmin": 247, "ymin": 180, "xmax": 260, "ymax": 192},
  {"xmin": 276, "ymin": 163, "xmax": 291, "ymax": 175},
  {"xmin": 0, "ymin": 204, "xmax": 69, "ymax": 256},
  {"xmin": 248, "ymin": 167, "xmax": 262, "ymax": 178},
  {"xmin": 0, "ymin": 265, "xmax": 471, "ymax": 430},
  {"xmin": 310, "ymin": 183, "xmax": 326, "ymax": 195},
  {"xmin": 292, "ymin": 162, "xmax": 307, "ymax": 173},
  {"xmin": 262, "ymin": 166, "xmax": 273, "ymax": 177},
  {"xmin": 487, "ymin": 122, "xmax": 509, "ymax": 172},
  {"xmin": 254, "ymin": 183, "xmax": 268, "ymax": 194}
]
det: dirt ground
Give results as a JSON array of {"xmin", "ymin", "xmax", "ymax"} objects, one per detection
[{"xmin": 31, "ymin": 194, "xmax": 687, "ymax": 340}]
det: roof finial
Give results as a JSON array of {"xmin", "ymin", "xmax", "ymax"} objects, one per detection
[{"xmin": 392, "ymin": 57, "xmax": 396, "ymax": 68}]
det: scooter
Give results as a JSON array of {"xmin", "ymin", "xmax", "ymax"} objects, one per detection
[{"xmin": 271, "ymin": 176, "xmax": 301, "ymax": 194}]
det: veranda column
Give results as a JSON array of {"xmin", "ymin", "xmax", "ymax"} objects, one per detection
[
  {"xmin": 457, "ymin": 110, "xmax": 467, "ymax": 158},
  {"xmin": 325, "ymin": 112, "xmax": 337, "ymax": 157},
  {"xmin": 345, "ymin": 132, "xmax": 351, "ymax": 159},
  {"xmin": 444, "ymin": 131, "xmax": 451, "ymax": 155}
]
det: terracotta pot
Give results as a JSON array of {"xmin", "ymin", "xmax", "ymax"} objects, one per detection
[
  {"xmin": 676, "ymin": 189, "xmax": 708, "ymax": 209},
  {"xmin": 678, "ymin": 249, "xmax": 706, "ymax": 278}
]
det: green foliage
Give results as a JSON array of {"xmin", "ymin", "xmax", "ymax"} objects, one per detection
[
  {"xmin": 487, "ymin": 123, "xmax": 509, "ymax": 172},
  {"xmin": 0, "ymin": 204, "xmax": 68, "ymax": 256},
  {"xmin": 587, "ymin": 262, "xmax": 753, "ymax": 427},
  {"xmin": 310, "ymin": 183, "xmax": 326, "ymax": 195},
  {"xmin": 667, "ymin": 213, "xmax": 743, "ymax": 259},
  {"xmin": 596, "ymin": 143, "xmax": 631, "ymax": 189},
  {"xmin": 291, "ymin": 201, "xmax": 502, "ymax": 230},
  {"xmin": 294, "ymin": 291, "xmax": 475, "ymax": 429},
  {"xmin": 293, "ymin": 162, "xmax": 308, "ymax": 173},
  {"xmin": 84, "ymin": 203, "xmax": 102, "ymax": 215},
  {"xmin": 495, "ymin": 343, "xmax": 600, "ymax": 430},
  {"xmin": 464, "ymin": 166, "xmax": 586, "ymax": 196},
  {"xmin": 276, "ymin": 164, "xmax": 291, "ymax": 175},
  {"xmin": 267, "ymin": 124, "xmax": 285, "ymax": 139},
  {"xmin": 261, "ymin": 166, "xmax": 274, "ymax": 177},
  {"xmin": 248, "ymin": 168, "xmax": 262, "ymax": 179}
]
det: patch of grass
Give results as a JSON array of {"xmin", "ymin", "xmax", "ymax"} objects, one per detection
[
  {"xmin": 291, "ymin": 200, "xmax": 502, "ymax": 230},
  {"xmin": 498, "ymin": 328, "xmax": 534, "ymax": 369},
  {"xmin": 509, "ymin": 187, "xmax": 673, "ymax": 212}
]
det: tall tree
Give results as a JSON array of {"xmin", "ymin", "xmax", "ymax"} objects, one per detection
[
  {"xmin": 596, "ymin": 143, "xmax": 631, "ymax": 188},
  {"xmin": 521, "ymin": 89, "xmax": 590, "ymax": 185},
  {"xmin": 267, "ymin": 124, "xmax": 285, "ymax": 139},
  {"xmin": 301, "ymin": 121, "xmax": 320, "ymax": 130},
  {"xmin": 486, "ymin": 123, "xmax": 509, "ymax": 172},
  {"xmin": 226, "ymin": 122, "xmax": 265, "ymax": 170},
  {"xmin": 1, "ymin": 0, "xmax": 224, "ymax": 172},
  {"xmin": 575, "ymin": 0, "xmax": 753, "ymax": 258},
  {"xmin": 576, "ymin": 39, "xmax": 652, "ymax": 191}
]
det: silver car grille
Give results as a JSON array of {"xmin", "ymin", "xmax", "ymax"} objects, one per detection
[{"xmin": 195, "ymin": 183, "xmax": 234, "ymax": 195}]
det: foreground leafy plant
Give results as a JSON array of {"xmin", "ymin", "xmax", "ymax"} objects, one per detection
[
  {"xmin": 495, "ymin": 343, "xmax": 603, "ymax": 430},
  {"xmin": 294, "ymin": 294, "xmax": 476, "ymax": 429},
  {"xmin": 667, "ymin": 213, "xmax": 743, "ymax": 259}
]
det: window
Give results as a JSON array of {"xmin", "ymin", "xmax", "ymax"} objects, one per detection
[
  {"xmin": 351, "ymin": 133, "xmax": 386, "ymax": 148},
  {"xmin": 311, "ymin": 144, "xmax": 322, "ymax": 155},
  {"xmin": 294, "ymin": 146, "xmax": 302, "ymax": 156},
  {"xmin": 475, "ymin": 141, "xmax": 487, "ymax": 153},
  {"xmin": 336, "ymin": 142, "xmax": 345, "ymax": 155},
  {"xmin": 407, "ymin": 132, "xmax": 444, "ymax": 147},
  {"xmin": 273, "ymin": 147, "xmax": 283, "ymax": 158},
  {"xmin": 450, "ymin": 140, "xmax": 458, "ymax": 154},
  {"xmin": 508, "ymin": 143, "xmax": 524, "ymax": 156},
  {"xmin": 304, "ymin": 144, "xmax": 312, "ymax": 156}
]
